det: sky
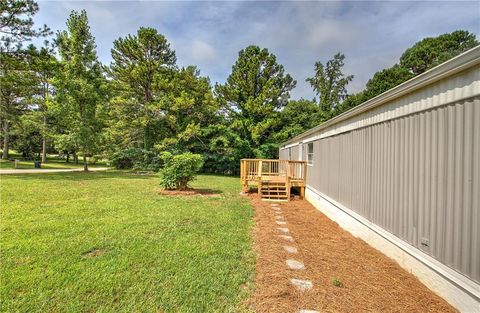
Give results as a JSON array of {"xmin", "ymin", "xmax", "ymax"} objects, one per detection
[{"xmin": 33, "ymin": 1, "xmax": 480, "ymax": 100}]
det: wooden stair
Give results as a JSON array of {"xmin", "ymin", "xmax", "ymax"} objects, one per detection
[{"xmin": 259, "ymin": 177, "xmax": 290, "ymax": 201}]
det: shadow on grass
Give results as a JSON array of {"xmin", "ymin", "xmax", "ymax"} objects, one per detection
[{"xmin": 158, "ymin": 188, "xmax": 224, "ymax": 196}]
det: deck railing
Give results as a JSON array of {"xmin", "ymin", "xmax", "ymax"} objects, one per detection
[{"xmin": 240, "ymin": 158, "xmax": 307, "ymax": 184}]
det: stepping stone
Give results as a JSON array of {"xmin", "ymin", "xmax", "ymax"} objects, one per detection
[
  {"xmin": 271, "ymin": 203, "xmax": 280, "ymax": 207},
  {"xmin": 276, "ymin": 221, "xmax": 287, "ymax": 225},
  {"xmin": 299, "ymin": 310, "xmax": 319, "ymax": 313},
  {"xmin": 275, "ymin": 216, "xmax": 284, "ymax": 221},
  {"xmin": 290, "ymin": 278, "xmax": 313, "ymax": 291},
  {"xmin": 283, "ymin": 246, "xmax": 298, "ymax": 253},
  {"xmin": 277, "ymin": 227, "xmax": 289, "ymax": 233},
  {"xmin": 286, "ymin": 259, "xmax": 305, "ymax": 270},
  {"xmin": 279, "ymin": 235, "xmax": 294, "ymax": 242}
]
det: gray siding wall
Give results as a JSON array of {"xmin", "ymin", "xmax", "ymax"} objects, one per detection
[
  {"xmin": 305, "ymin": 97, "xmax": 480, "ymax": 283},
  {"xmin": 278, "ymin": 148, "xmax": 288, "ymax": 160},
  {"xmin": 279, "ymin": 145, "xmax": 299, "ymax": 161}
]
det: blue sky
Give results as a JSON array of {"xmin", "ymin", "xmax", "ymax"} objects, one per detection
[{"xmin": 34, "ymin": 1, "xmax": 479, "ymax": 99}]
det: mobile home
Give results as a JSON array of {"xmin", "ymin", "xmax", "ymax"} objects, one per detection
[{"xmin": 279, "ymin": 46, "xmax": 480, "ymax": 312}]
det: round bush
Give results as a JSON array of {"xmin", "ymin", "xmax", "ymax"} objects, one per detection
[{"xmin": 159, "ymin": 152, "xmax": 204, "ymax": 190}]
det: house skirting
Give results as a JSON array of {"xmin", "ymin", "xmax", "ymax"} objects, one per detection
[{"xmin": 305, "ymin": 186, "xmax": 480, "ymax": 313}]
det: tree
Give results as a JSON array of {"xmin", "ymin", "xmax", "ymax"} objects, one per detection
[
  {"xmin": 25, "ymin": 42, "xmax": 59, "ymax": 162},
  {"xmin": 109, "ymin": 27, "xmax": 176, "ymax": 150},
  {"xmin": 363, "ymin": 65, "xmax": 413, "ymax": 99},
  {"xmin": 0, "ymin": 0, "xmax": 50, "ymax": 159},
  {"xmin": 215, "ymin": 45, "xmax": 296, "ymax": 158},
  {"xmin": 273, "ymin": 99, "xmax": 325, "ymax": 143},
  {"xmin": 333, "ymin": 30, "xmax": 478, "ymax": 119},
  {"xmin": 53, "ymin": 10, "xmax": 106, "ymax": 171},
  {"xmin": 0, "ymin": 0, "xmax": 50, "ymax": 48},
  {"xmin": 0, "ymin": 49, "xmax": 36, "ymax": 159},
  {"xmin": 306, "ymin": 52, "xmax": 353, "ymax": 114},
  {"xmin": 400, "ymin": 30, "xmax": 478, "ymax": 75}
]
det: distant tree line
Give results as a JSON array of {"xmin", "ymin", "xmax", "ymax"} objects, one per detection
[{"xmin": 1, "ymin": 0, "xmax": 478, "ymax": 172}]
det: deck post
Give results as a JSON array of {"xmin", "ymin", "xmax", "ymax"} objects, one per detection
[{"xmin": 257, "ymin": 160, "xmax": 263, "ymax": 195}]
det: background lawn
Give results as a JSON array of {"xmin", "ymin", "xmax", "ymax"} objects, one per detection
[
  {"xmin": 0, "ymin": 172, "xmax": 254, "ymax": 312},
  {"xmin": 0, "ymin": 157, "xmax": 106, "ymax": 170}
]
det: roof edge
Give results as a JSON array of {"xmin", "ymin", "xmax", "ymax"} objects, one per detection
[{"xmin": 281, "ymin": 45, "xmax": 480, "ymax": 147}]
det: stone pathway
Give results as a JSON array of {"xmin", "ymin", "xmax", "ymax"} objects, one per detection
[{"xmin": 271, "ymin": 203, "xmax": 318, "ymax": 313}]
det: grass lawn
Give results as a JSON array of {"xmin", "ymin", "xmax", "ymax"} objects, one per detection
[
  {"xmin": 0, "ymin": 172, "xmax": 254, "ymax": 312},
  {"xmin": 0, "ymin": 159, "xmax": 105, "ymax": 170}
]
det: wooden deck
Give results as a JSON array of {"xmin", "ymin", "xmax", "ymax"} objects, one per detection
[{"xmin": 240, "ymin": 159, "xmax": 307, "ymax": 201}]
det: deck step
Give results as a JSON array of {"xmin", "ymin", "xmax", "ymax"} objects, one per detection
[{"xmin": 259, "ymin": 179, "xmax": 290, "ymax": 201}]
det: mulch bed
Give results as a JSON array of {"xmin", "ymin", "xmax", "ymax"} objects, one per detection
[
  {"xmin": 158, "ymin": 188, "xmax": 221, "ymax": 197},
  {"xmin": 248, "ymin": 194, "xmax": 457, "ymax": 313}
]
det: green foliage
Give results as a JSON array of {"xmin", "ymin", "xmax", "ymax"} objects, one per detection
[
  {"xmin": 0, "ymin": 49, "xmax": 37, "ymax": 159},
  {"xmin": 400, "ymin": 30, "xmax": 478, "ymax": 75},
  {"xmin": 332, "ymin": 30, "xmax": 478, "ymax": 119},
  {"xmin": 11, "ymin": 113, "xmax": 43, "ymax": 159},
  {"xmin": 159, "ymin": 152, "xmax": 204, "ymax": 190},
  {"xmin": 109, "ymin": 27, "xmax": 176, "ymax": 150},
  {"xmin": 273, "ymin": 99, "xmax": 325, "ymax": 143},
  {"xmin": 111, "ymin": 147, "xmax": 162, "ymax": 172},
  {"xmin": 215, "ymin": 45, "xmax": 296, "ymax": 159},
  {"xmin": 0, "ymin": 0, "xmax": 51, "ymax": 49},
  {"xmin": 111, "ymin": 147, "xmax": 143, "ymax": 169},
  {"xmin": 306, "ymin": 53, "xmax": 353, "ymax": 113},
  {"xmin": 332, "ymin": 277, "xmax": 343, "ymax": 287},
  {"xmin": 53, "ymin": 10, "xmax": 107, "ymax": 171}
]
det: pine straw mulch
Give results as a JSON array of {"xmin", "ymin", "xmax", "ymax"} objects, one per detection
[
  {"xmin": 158, "ymin": 188, "xmax": 221, "ymax": 197},
  {"xmin": 248, "ymin": 195, "xmax": 457, "ymax": 313}
]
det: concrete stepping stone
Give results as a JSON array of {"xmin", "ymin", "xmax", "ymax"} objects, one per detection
[
  {"xmin": 271, "ymin": 203, "xmax": 280, "ymax": 207},
  {"xmin": 299, "ymin": 310, "xmax": 319, "ymax": 313},
  {"xmin": 277, "ymin": 227, "xmax": 289, "ymax": 233},
  {"xmin": 290, "ymin": 278, "xmax": 313, "ymax": 291},
  {"xmin": 286, "ymin": 259, "xmax": 305, "ymax": 270},
  {"xmin": 275, "ymin": 216, "xmax": 284, "ymax": 221},
  {"xmin": 283, "ymin": 246, "xmax": 298, "ymax": 253},
  {"xmin": 279, "ymin": 235, "xmax": 294, "ymax": 242},
  {"xmin": 276, "ymin": 221, "xmax": 287, "ymax": 225}
]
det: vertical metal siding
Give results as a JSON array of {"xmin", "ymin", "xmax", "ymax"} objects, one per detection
[
  {"xmin": 306, "ymin": 97, "xmax": 479, "ymax": 282},
  {"xmin": 279, "ymin": 148, "xmax": 288, "ymax": 160}
]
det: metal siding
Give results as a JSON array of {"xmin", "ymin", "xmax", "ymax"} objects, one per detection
[
  {"xmin": 291, "ymin": 145, "xmax": 299, "ymax": 161},
  {"xmin": 305, "ymin": 97, "xmax": 479, "ymax": 282},
  {"xmin": 279, "ymin": 148, "xmax": 288, "ymax": 160}
]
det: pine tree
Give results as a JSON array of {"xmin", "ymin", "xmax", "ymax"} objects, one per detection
[{"xmin": 53, "ymin": 10, "xmax": 106, "ymax": 171}]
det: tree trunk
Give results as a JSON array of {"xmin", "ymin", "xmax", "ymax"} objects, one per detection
[
  {"xmin": 83, "ymin": 152, "xmax": 88, "ymax": 172},
  {"xmin": 66, "ymin": 152, "xmax": 70, "ymax": 163},
  {"xmin": 2, "ymin": 121, "xmax": 9, "ymax": 160},
  {"xmin": 41, "ymin": 116, "xmax": 47, "ymax": 163},
  {"xmin": 74, "ymin": 151, "xmax": 78, "ymax": 164}
]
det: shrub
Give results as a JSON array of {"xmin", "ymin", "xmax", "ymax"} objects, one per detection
[
  {"xmin": 111, "ymin": 148, "xmax": 163, "ymax": 171},
  {"xmin": 159, "ymin": 152, "xmax": 204, "ymax": 190},
  {"xmin": 111, "ymin": 148, "xmax": 144, "ymax": 169}
]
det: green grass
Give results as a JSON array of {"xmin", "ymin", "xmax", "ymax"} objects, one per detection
[
  {"xmin": 0, "ymin": 172, "xmax": 254, "ymax": 312},
  {"xmin": 0, "ymin": 159, "xmax": 106, "ymax": 169}
]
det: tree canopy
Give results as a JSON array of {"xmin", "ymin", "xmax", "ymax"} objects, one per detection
[{"xmin": 1, "ymin": 1, "xmax": 478, "ymax": 173}]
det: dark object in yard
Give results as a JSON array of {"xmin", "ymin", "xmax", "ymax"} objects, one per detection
[{"xmin": 34, "ymin": 161, "xmax": 42, "ymax": 168}]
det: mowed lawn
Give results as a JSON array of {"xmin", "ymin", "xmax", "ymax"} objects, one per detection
[
  {"xmin": 0, "ymin": 159, "xmax": 104, "ymax": 170},
  {"xmin": 0, "ymin": 172, "xmax": 254, "ymax": 312}
]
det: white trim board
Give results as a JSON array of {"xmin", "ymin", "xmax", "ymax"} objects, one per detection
[{"xmin": 305, "ymin": 186, "xmax": 480, "ymax": 313}]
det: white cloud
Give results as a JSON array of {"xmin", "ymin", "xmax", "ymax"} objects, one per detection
[
  {"xmin": 33, "ymin": 1, "xmax": 480, "ymax": 99},
  {"xmin": 190, "ymin": 39, "xmax": 216, "ymax": 62}
]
